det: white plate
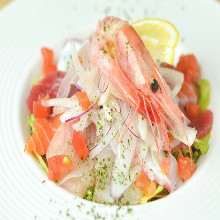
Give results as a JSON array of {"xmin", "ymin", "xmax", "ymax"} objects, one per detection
[{"xmin": 0, "ymin": 0, "xmax": 220, "ymax": 219}]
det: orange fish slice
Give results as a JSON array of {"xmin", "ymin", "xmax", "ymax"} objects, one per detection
[{"xmin": 25, "ymin": 114, "xmax": 61, "ymax": 155}]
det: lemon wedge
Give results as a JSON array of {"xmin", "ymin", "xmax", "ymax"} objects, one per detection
[{"xmin": 132, "ymin": 18, "xmax": 180, "ymax": 64}]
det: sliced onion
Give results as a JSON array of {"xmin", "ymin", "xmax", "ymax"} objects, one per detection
[
  {"xmin": 56, "ymin": 68, "xmax": 77, "ymax": 98},
  {"xmin": 98, "ymin": 72, "xmax": 109, "ymax": 94},
  {"xmin": 160, "ymin": 66, "xmax": 184, "ymax": 96},
  {"xmin": 42, "ymin": 97, "xmax": 78, "ymax": 108},
  {"xmin": 89, "ymin": 122, "xmax": 119, "ymax": 159},
  {"xmin": 57, "ymin": 40, "xmax": 72, "ymax": 72},
  {"xmin": 75, "ymin": 84, "xmax": 82, "ymax": 91},
  {"xmin": 82, "ymin": 123, "xmax": 97, "ymax": 150},
  {"xmin": 77, "ymin": 41, "xmax": 92, "ymax": 71},
  {"xmin": 170, "ymin": 119, "xmax": 197, "ymax": 146},
  {"xmin": 72, "ymin": 113, "xmax": 91, "ymax": 131},
  {"xmin": 64, "ymin": 103, "xmax": 97, "ymax": 123},
  {"xmin": 110, "ymin": 126, "xmax": 138, "ymax": 199},
  {"xmin": 119, "ymin": 101, "xmax": 140, "ymax": 138},
  {"xmin": 71, "ymin": 41, "xmax": 100, "ymax": 101},
  {"xmin": 52, "ymin": 106, "xmax": 66, "ymax": 116}
]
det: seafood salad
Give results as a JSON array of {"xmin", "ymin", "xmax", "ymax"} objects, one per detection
[{"xmin": 25, "ymin": 16, "xmax": 213, "ymax": 205}]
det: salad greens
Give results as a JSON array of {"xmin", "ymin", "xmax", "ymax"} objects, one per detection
[
  {"xmin": 84, "ymin": 186, "xmax": 95, "ymax": 201},
  {"xmin": 197, "ymin": 79, "xmax": 210, "ymax": 112},
  {"xmin": 194, "ymin": 132, "xmax": 211, "ymax": 154},
  {"xmin": 34, "ymin": 151, "xmax": 49, "ymax": 173},
  {"xmin": 27, "ymin": 114, "xmax": 36, "ymax": 134},
  {"xmin": 27, "ymin": 114, "xmax": 49, "ymax": 172}
]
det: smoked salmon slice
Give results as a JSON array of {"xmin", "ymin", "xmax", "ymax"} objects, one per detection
[{"xmin": 25, "ymin": 114, "xmax": 61, "ymax": 155}]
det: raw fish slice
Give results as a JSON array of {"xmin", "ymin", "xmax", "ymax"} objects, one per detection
[
  {"xmin": 25, "ymin": 115, "xmax": 61, "ymax": 155},
  {"xmin": 61, "ymin": 172, "xmax": 95, "ymax": 198},
  {"xmin": 46, "ymin": 122, "xmax": 75, "ymax": 159}
]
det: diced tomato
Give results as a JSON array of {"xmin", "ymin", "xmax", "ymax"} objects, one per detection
[
  {"xmin": 190, "ymin": 110, "xmax": 213, "ymax": 139},
  {"xmin": 176, "ymin": 54, "xmax": 200, "ymax": 83},
  {"xmin": 186, "ymin": 102, "xmax": 201, "ymax": 118},
  {"xmin": 135, "ymin": 173, "xmax": 148, "ymax": 191},
  {"xmin": 178, "ymin": 80, "xmax": 198, "ymax": 108},
  {"xmin": 144, "ymin": 182, "xmax": 156, "ymax": 197},
  {"xmin": 135, "ymin": 173, "xmax": 156, "ymax": 196},
  {"xmin": 177, "ymin": 154, "xmax": 196, "ymax": 181},
  {"xmin": 47, "ymin": 155, "xmax": 74, "ymax": 182},
  {"xmin": 41, "ymin": 48, "xmax": 57, "ymax": 76},
  {"xmin": 75, "ymin": 91, "xmax": 92, "ymax": 111},
  {"xmin": 72, "ymin": 130, "xmax": 88, "ymax": 160},
  {"xmin": 160, "ymin": 156, "xmax": 170, "ymax": 176},
  {"xmin": 41, "ymin": 48, "xmax": 54, "ymax": 64},
  {"xmin": 33, "ymin": 101, "xmax": 50, "ymax": 118},
  {"xmin": 26, "ymin": 72, "xmax": 65, "ymax": 113},
  {"xmin": 33, "ymin": 95, "xmax": 50, "ymax": 118},
  {"xmin": 42, "ymin": 64, "xmax": 57, "ymax": 76}
]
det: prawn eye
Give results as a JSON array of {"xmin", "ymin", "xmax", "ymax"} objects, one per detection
[{"xmin": 150, "ymin": 79, "xmax": 159, "ymax": 93}]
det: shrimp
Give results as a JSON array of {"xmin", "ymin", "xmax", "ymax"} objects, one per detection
[{"xmin": 91, "ymin": 16, "xmax": 189, "ymax": 155}]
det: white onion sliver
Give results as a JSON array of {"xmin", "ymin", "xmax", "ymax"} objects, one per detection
[
  {"xmin": 56, "ymin": 68, "xmax": 76, "ymax": 98},
  {"xmin": 89, "ymin": 122, "xmax": 119, "ymax": 159},
  {"xmin": 160, "ymin": 67, "xmax": 184, "ymax": 96},
  {"xmin": 71, "ymin": 41, "xmax": 100, "ymax": 101},
  {"xmin": 57, "ymin": 41, "xmax": 72, "ymax": 72},
  {"xmin": 72, "ymin": 114, "xmax": 91, "ymax": 131},
  {"xmin": 110, "ymin": 127, "xmax": 138, "ymax": 199},
  {"xmin": 59, "ymin": 105, "xmax": 83, "ymax": 123},
  {"xmin": 171, "ymin": 121, "xmax": 197, "ymax": 146},
  {"xmin": 42, "ymin": 97, "xmax": 78, "ymax": 108}
]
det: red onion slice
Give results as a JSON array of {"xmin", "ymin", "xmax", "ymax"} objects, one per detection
[
  {"xmin": 89, "ymin": 122, "xmax": 119, "ymax": 159},
  {"xmin": 98, "ymin": 72, "xmax": 109, "ymax": 94},
  {"xmin": 119, "ymin": 101, "xmax": 140, "ymax": 138},
  {"xmin": 65, "ymin": 103, "xmax": 97, "ymax": 123}
]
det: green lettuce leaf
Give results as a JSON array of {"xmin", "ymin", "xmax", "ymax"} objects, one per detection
[
  {"xmin": 191, "ymin": 148, "xmax": 201, "ymax": 163},
  {"xmin": 84, "ymin": 186, "xmax": 94, "ymax": 201},
  {"xmin": 194, "ymin": 132, "xmax": 211, "ymax": 154},
  {"xmin": 27, "ymin": 114, "xmax": 36, "ymax": 134},
  {"xmin": 197, "ymin": 79, "xmax": 210, "ymax": 112},
  {"xmin": 34, "ymin": 151, "xmax": 49, "ymax": 173}
]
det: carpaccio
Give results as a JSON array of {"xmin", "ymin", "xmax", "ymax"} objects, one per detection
[{"xmin": 25, "ymin": 17, "xmax": 213, "ymax": 205}]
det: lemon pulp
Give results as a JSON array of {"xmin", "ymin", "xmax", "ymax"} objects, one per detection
[{"xmin": 132, "ymin": 18, "xmax": 180, "ymax": 64}]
